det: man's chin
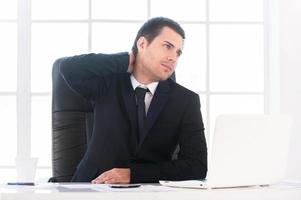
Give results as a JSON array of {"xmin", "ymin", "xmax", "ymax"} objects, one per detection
[
  {"xmin": 152, "ymin": 71, "xmax": 173, "ymax": 82},
  {"xmin": 159, "ymin": 74, "xmax": 173, "ymax": 81}
]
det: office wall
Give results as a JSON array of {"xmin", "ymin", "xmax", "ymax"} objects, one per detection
[{"xmin": 279, "ymin": 0, "xmax": 301, "ymax": 179}]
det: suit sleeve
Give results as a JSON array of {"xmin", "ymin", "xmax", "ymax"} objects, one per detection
[
  {"xmin": 130, "ymin": 94, "xmax": 207, "ymax": 183},
  {"xmin": 59, "ymin": 52, "xmax": 129, "ymax": 100}
]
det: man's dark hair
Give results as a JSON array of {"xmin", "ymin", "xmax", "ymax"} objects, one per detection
[{"xmin": 131, "ymin": 17, "xmax": 185, "ymax": 56}]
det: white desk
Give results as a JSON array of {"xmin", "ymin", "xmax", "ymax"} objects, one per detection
[{"xmin": 1, "ymin": 182, "xmax": 301, "ymax": 200}]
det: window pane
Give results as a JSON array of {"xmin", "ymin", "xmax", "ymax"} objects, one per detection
[
  {"xmin": 31, "ymin": 96, "xmax": 51, "ymax": 167},
  {"xmin": 92, "ymin": 0, "xmax": 147, "ymax": 20},
  {"xmin": 210, "ymin": 0, "xmax": 263, "ymax": 21},
  {"xmin": 32, "ymin": 0, "xmax": 88, "ymax": 20},
  {"xmin": 209, "ymin": 94, "xmax": 264, "ymax": 136},
  {"xmin": 92, "ymin": 22, "xmax": 142, "ymax": 53},
  {"xmin": 176, "ymin": 24, "xmax": 206, "ymax": 92},
  {"xmin": 0, "ymin": 96, "xmax": 17, "ymax": 165},
  {"xmin": 0, "ymin": 0, "xmax": 17, "ymax": 19},
  {"xmin": 0, "ymin": 23, "xmax": 17, "ymax": 91},
  {"xmin": 0, "ymin": 168, "xmax": 52, "ymax": 183},
  {"xmin": 31, "ymin": 23, "xmax": 88, "ymax": 92},
  {"xmin": 210, "ymin": 25, "xmax": 264, "ymax": 92},
  {"xmin": 0, "ymin": 169, "xmax": 17, "ymax": 183},
  {"xmin": 35, "ymin": 168, "xmax": 52, "ymax": 182},
  {"xmin": 151, "ymin": 0, "xmax": 206, "ymax": 21}
]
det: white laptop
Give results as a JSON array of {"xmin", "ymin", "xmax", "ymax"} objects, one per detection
[{"xmin": 160, "ymin": 114, "xmax": 292, "ymax": 189}]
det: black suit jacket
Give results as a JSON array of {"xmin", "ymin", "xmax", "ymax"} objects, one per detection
[{"xmin": 59, "ymin": 52, "xmax": 207, "ymax": 183}]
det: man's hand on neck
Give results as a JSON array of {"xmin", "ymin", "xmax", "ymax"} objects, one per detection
[
  {"xmin": 128, "ymin": 52, "xmax": 135, "ymax": 73},
  {"xmin": 128, "ymin": 52, "xmax": 159, "ymax": 85},
  {"xmin": 128, "ymin": 52, "xmax": 149, "ymax": 85}
]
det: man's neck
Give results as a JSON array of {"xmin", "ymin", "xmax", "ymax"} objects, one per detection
[{"xmin": 132, "ymin": 66, "xmax": 154, "ymax": 85}]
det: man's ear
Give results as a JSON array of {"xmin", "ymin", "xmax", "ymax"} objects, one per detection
[{"xmin": 137, "ymin": 36, "xmax": 148, "ymax": 52}]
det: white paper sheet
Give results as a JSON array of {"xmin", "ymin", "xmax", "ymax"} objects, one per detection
[{"xmin": 57, "ymin": 183, "xmax": 177, "ymax": 192}]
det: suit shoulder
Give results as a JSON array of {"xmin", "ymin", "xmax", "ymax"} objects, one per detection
[{"xmin": 168, "ymin": 79, "xmax": 199, "ymax": 98}]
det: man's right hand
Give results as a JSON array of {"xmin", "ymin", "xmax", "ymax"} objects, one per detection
[{"xmin": 128, "ymin": 52, "xmax": 135, "ymax": 73}]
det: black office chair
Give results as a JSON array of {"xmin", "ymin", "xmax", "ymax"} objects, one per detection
[{"xmin": 50, "ymin": 53, "xmax": 178, "ymax": 182}]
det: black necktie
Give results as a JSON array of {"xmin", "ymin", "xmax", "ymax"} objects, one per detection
[{"xmin": 135, "ymin": 87, "xmax": 148, "ymax": 142}]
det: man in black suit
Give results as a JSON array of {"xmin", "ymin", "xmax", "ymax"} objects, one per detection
[{"xmin": 60, "ymin": 17, "xmax": 207, "ymax": 184}]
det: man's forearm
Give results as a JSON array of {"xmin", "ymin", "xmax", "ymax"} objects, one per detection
[
  {"xmin": 59, "ymin": 52, "xmax": 130, "ymax": 84},
  {"xmin": 129, "ymin": 157, "xmax": 207, "ymax": 183},
  {"xmin": 58, "ymin": 52, "xmax": 130, "ymax": 99}
]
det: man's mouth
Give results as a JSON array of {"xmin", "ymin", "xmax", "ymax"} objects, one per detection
[{"xmin": 161, "ymin": 63, "xmax": 173, "ymax": 72}]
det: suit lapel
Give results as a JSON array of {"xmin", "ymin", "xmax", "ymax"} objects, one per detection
[
  {"xmin": 139, "ymin": 80, "xmax": 171, "ymax": 145},
  {"xmin": 120, "ymin": 75, "xmax": 139, "ymax": 147}
]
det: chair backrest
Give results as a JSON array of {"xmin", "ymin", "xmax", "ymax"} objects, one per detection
[
  {"xmin": 50, "ymin": 54, "xmax": 177, "ymax": 182},
  {"xmin": 51, "ymin": 56, "xmax": 94, "ymax": 182}
]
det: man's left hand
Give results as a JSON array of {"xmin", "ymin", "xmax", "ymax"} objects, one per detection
[{"xmin": 91, "ymin": 168, "xmax": 130, "ymax": 184}]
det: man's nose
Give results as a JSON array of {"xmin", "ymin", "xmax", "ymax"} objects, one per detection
[{"xmin": 167, "ymin": 51, "xmax": 178, "ymax": 62}]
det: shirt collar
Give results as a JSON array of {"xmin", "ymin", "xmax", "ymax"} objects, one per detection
[{"xmin": 130, "ymin": 75, "xmax": 159, "ymax": 96}]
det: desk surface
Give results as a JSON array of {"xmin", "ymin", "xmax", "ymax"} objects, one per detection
[{"xmin": 1, "ymin": 182, "xmax": 301, "ymax": 200}]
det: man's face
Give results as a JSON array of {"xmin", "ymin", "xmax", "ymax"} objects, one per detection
[{"xmin": 137, "ymin": 27, "xmax": 184, "ymax": 82}]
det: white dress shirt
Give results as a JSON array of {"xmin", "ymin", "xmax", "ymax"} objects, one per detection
[{"xmin": 130, "ymin": 75, "xmax": 159, "ymax": 114}]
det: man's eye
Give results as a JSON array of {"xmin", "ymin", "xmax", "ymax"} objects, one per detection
[{"xmin": 164, "ymin": 44, "xmax": 171, "ymax": 49}]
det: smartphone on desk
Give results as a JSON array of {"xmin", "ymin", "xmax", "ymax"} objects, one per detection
[
  {"xmin": 7, "ymin": 182, "xmax": 35, "ymax": 186},
  {"xmin": 108, "ymin": 184, "xmax": 141, "ymax": 188}
]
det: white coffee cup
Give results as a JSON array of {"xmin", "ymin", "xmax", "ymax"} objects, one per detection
[{"xmin": 15, "ymin": 157, "xmax": 38, "ymax": 182}]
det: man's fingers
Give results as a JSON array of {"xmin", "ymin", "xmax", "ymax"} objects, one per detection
[
  {"xmin": 92, "ymin": 177, "xmax": 117, "ymax": 184},
  {"xmin": 104, "ymin": 178, "xmax": 117, "ymax": 184},
  {"xmin": 92, "ymin": 171, "xmax": 111, "ymax": 184},
  {"xmin": 92, "ymin": 176, "xmax": 112, "ymax": 184},
  {"xmin": 91, "ymin": 168, "xmax": 130, "ymax": 184}
]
